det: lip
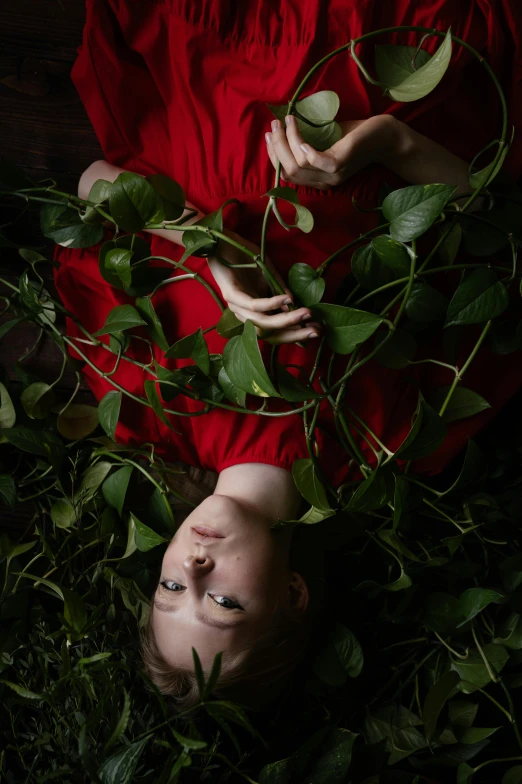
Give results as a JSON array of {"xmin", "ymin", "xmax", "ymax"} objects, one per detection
[{"xmin": 191, "ymin": 526, "xmax": 226, "ymax": 539}]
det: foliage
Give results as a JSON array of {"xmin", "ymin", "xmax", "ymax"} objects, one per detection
[{"xmin": 1, "ymin": 24, "xmax": 522, "ymax": 784}]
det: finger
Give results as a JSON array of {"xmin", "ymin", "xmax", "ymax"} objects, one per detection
[
  {"xmin": 269, "ymin": 119, "xmax": 301, "ymax": 179},
  {"xmin": 232, "ymin": 304, "xmax": 312, "ymax": 331},
  {"xmin": 227, "ymin": 290, "xmax": 293, "ymax": 313},
  {"xmin": 284, "ymin": 114, "xmax": 312, "ymax": 168},
  {"xmin": 263, "ymin": 256, "xmax": 294, "ymax": 306},
  {"xmin": 299, "ymin": 142, "xmax": 340, "ymax": 176},
  {"xmin": 265, "ymin": 326, "xmax": 321, "ymax": 346}
]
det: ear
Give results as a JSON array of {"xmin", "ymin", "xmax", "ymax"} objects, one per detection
[{"xmin": 288, "ymin": 572, "xmax": 309, "ymax": 613}]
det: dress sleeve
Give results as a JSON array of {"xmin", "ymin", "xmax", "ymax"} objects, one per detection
[{"xmin": 70, "ymin": 0, "xmax": 173, "ymax": 177}]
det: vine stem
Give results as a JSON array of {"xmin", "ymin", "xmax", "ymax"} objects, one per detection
[{"xmin": 438, "ymin": 321, "xmax": 492, "ymax": 417}]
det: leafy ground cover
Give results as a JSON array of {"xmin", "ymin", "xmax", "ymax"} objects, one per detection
[{"xmin": 2, "ymin": 24, "xmax": 522, "ymax": 784}]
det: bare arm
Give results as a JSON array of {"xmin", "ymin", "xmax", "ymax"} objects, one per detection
[{"xmin": 77, "ymin": 159, "xmax": 206, "ymax": 246}]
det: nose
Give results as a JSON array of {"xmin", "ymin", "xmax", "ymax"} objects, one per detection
[{"xmin": 183, "ymin": 554, "xmax": 214, "ymax": 577}]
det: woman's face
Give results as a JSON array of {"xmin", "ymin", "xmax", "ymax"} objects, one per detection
[{"xmin": 152, "ymin": 494, "xmax": 304, "ymax": 670}]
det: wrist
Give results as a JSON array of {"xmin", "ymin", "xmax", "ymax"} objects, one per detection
[{"xmin": 378, "ymin": 116, "xmax": 413, "ymax": 170}]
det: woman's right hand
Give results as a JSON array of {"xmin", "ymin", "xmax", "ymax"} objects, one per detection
[{"xmin": 206, "ymin": 228, "xmax": 321, "ymax": 345}]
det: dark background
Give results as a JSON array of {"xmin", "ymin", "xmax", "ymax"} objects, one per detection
[{"xmin": 0, "ymin": 0, "xmax": 101, "ymax": 525}]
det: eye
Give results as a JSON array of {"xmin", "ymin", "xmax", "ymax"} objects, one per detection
[
  {"xmin": 210, "ymin": 594, "xmax": 244, "ymax": 610},
  {"xmin": 160, "ymin": 580, "xmax": 185, "ymax": 592}
]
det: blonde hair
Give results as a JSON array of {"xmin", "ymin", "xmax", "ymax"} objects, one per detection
[{"xmin": 141, "ymin": 596, "xmax": 319, "ymax": 712}]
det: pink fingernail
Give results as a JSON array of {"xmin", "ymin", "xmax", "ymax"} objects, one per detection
[
  {"xmin": 300, "ymin": 144, "xmax": 309, "ymax": 154},
  {"xmin": 283, "ymin": 298, "xmax": 292, "ymax": 305},
  {"xmin": 285, "ymin": 115, "xmax": 293, "ymax": 126},
  {"xmin": 265, "ymin": 132, "xmax": 271, "ymax": 144},
  {"xmin": 308, "ymin": 332, "xmax": 319, "ymax": 339},
  {"xmin": 271, "ymin": 119, "xmax": 279, "ymax": 132}
]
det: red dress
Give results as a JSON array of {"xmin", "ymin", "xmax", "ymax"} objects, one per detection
[{"xmin": 54, "ymin": 0, "xmax": 522, "ymax": 486}]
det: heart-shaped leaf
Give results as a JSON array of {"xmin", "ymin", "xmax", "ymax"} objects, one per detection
[
  {"xmin": 312, "ymin": 304, "xmax": 383, "ymax": 354},
  {"xmin": 135, "ymin": 297, "xmax": 170, "ymax": 352},
  {"xmin": 165, "ymin": 328, "xmax": 210, "ymax": 375},
  {"xmin": 445, "ymin": 268, "xmax": 508, "ymax": 326},
  {"xmin": 93, "ymin": 305, "xmax": 147, "ymax": 337},
  {"xmin": 223, "ymin": 320, "xmax": 279, "ymax": 398},
  {"xmin": 98, "ymin": 391, "xmax": 122, "ymax": 440},
  {"xmin": 382, "ymin": 184, "xmax": 457, "ymax": 242},
  {"xmin": 292, "ymin": 458, "xmax": 331, "ymax": 511},
  {"xmin": 381, "ymin": 29, "xmax": 453, "ymax": 102},
  {"xmin": 109, "ymin": 172, "xmax": 164, "ymax": 233},
  {"xmin": 375, "ymin": 44, "xmax": 432, "ymax": 87},
  {"xmin": 429, "ymin": 386, "xmax": 491, "ymax": 423},
  {"xmin": 268, "ymin": 90, "xmax": 343, "ymax": 151}
]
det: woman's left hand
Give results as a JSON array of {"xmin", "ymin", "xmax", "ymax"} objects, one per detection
[{"xmin": 265, "ymin": 114, "xmax": 400, "ymax": 191}]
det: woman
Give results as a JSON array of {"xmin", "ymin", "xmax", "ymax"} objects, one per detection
[{"xmin": 54, "ymin": 0, "xmax": 522, "ymax": 708}]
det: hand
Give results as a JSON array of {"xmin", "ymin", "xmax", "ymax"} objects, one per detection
[
  {"xmin": 265, "ymin": 114, "xmax": 399, "ymax": 191},
  {"xmin": 207, "ymin": 228, "xmax": 321, "ymax": 345}
]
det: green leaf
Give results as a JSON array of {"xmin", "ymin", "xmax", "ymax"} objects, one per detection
[
  {"xmin": 440, "ymin": 439, "xmax": 486, "ymax": 496},
  {"xmin": 202, "ymin": 651, "xmax": 223, "ymax": 700},
  {"xmin": 144, "ymin": 380, "xmax": 178, "ymax": 431},
  {"xmin": 135, "ymin": 297, "xmax": 170, "ymax": 352},
  {"xmin": 494, "ymin": 613, "xmax": 522, "ymax": 650},
  {"xmin": 372, "ymin": 234, "xmax": 412, "ymax": 277},
  {"xmin": 456, "ymin": 587, "xmax": 504, "ymax": 628},
  {"xmin": 50, "ymin": 499, "xmax": 76, "ymax": 529},
  {"xmin": 382, "ymin": 183, "xmax": 457, "ymax": 242},
  {"xmin": 312, "ymin": 303, "xmax": 383, "ymax": 354},
  {"xmin": 382, "ymin": 29, "xmax": 453, "ymax": 102},
  {"xmin": 429, "ymin": 386, "xmax": 491, "ymax": 423},
  {"xmin": 332, "ymin": 623, "xmax": 364, "ymax": 678},
  {"xmin": 104, "ymin": 249, "xmax": 133, "ymax": 288},
  {"xmin": 145, "ymin": 173, "xmax": 185, "ymax": 220},
  {"xmin": 105, "ymin": 690, "xmax": 131, "ymax": 751},
  {"xmin": 449, "ymin": 700, "xmax": 479, "ymax": 728},
  {"xmin": 165, "ymin": 328, "xmax": 210, "ymax": 375},
  {"xmin": 344, "ymin": 468, "xmax": 390, "ymax": 513},
  {"xmin": 439, "ymin": 222, "xmax": 463, "ymax": 265},
  {"xmin": 351, "ymin": 243, "xmax": 394, "ymax": 291},
  {"xmin": 395, "ymin": 399, "xmax": 447, "ymax": 461},
  {"xmin": 62, "ymin": 587, "xmax": 87, "ymax": 633},
  {"xmin": 57, "ymin": 404, "xmax": 99, "ymax": 440},
  {"xmin": 259, "ymin": 727, "xmax": 357, "ymax": 784},
  {"xmin": 503, "ymin": 766, "xmax": 522, "ymax": 784},
  {"xmin": 217, "ymin": 367, "xmax": 246, "ymax": 407},
  {"xmin": 276, "ymin": 364, "xmax": 321, "ymax": 402},
  {"xmin": 223, "ymin": 320, "xmax": 279, "ymax": 397},
  {"xmin": 102, "ymin": 466, "xmax": 133, "ymax": 517},
  {"xmin": 40, "ymin": 200, "xmax": 104, "ymax": 248},
  {"xmin": 445, "ymin": 268, "xmax": 508, "ymax": 326},
  {"xmin": 405, "ymin": 282, "xmax": 449, "ymax": 322},
  {"xmin": 123, "ymin": 513, "xmax": 167, "ymax": 558},
  {"xmin": 98, "ymin": 736, "xmax": 150, "ymax": 784},
  {"xmin": 93, "ymin": 305, "xmax": 147, "ymax": 337},
  {"xmin": 216, "ymin": 308, "xmax": 244, "ymax": 339},
  {"xmin": 292, "ymin": 458, "xmax": 331, "ymax": 511},
  {"xmin": 192, "ymin": 647, "xmax": 206, "ymax": 699},
  {"xmin": 268, "ymin": 90, "xmax": 343, "ymax": 151},
  {"xmin": 264, "ymin": 188, "xmax": 314, "ymax": 233},
  {"xmin": 98, "ymin": 391, "xmax": 122, "ymax": 440},
  {"xmin": 0, "ymin": 382, "xmax": 16, "ymax": 428},
  {"xmin": 20, "ymin": 382, "xmax": 56, "ymax": 420},
  {"xmin": 0, "ymin": 475, "xmax": 16, "ymax": 507},
  {"xmin": 0, "ymin": 679, "xmax": 45, "ymax": 700},
  {"xmin": 469, "ymin": 141, "xmax": 511, "ymax": 190},
  {"xmin": 288, "ymin": 263, "xmax": 325, "ymax": 306},
  {"xmin": 452, "ymin": 644, "xmax": 509, "ymax": 692},
  {"xmin": 2, "ymin": 427, "xmax": 63, "ymax": 458},
  {"xmin": 457, "ymin": 763, "xmax": 475, "ymax": 784},
  {"xmin": 422, "ymin": 671, "xmax": 460, "ymax": 742},
  {"xmin": 182, "ymin": 199, "xmax": 237, "ymax": 258},
  {"xmin": 457, "ymin": 726, "xmax": 499, "ymax": 744},
  {"xmin": 79, "ymin": 461, "xmax": 113, "ymax": 503},
  {"xmin": 109, "ymin": 172, "xmax": 164, "ymax": 233},
  {"xmin": 375, "ymin": 44, "xmax": 432, "ymax": 88}
]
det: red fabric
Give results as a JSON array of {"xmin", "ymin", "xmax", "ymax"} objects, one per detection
[{"xmin": 54, "ymin": 0, "xmax": 522, "ymax": 485}]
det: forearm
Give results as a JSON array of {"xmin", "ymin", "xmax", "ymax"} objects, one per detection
[
  {"xmin": 382, "ymin": 119, "xmax": 479, "ymax": 205},
  {"xmin": 77, "ymin": 159, "xmax": 206, "ymax": 246}
]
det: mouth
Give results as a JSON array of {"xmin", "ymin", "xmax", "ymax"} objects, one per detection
[{"xmin": 191, "ymin": 525, "xmax": 226, "ymax": 539}]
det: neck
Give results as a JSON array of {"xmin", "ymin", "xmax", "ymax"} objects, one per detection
[{"xmin": 214, "ymin": 463, "xmax": 302, "ymax": 525}]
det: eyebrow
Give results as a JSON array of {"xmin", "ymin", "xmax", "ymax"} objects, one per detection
[{"xmin": 153, "ymin": 599, "xmax": 247, "ymax": 630}]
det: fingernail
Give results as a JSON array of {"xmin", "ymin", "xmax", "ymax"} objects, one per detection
[
  {"xmin": 285, "ymin": 115, "xmax": 292, "ymax": 126},
  {"xmin": 265, "ymin": 132, "xmax": 271, "ymax": 144},
  {"xmin": 271, "ymin": 119, "xmax": 280, "ymax": 132},
  {"xmin": 308, "ymin": 332, "xmax": 319, "ymax": 339},
  {"xmin": 306, "ymin": 322, "xmax": 321, "ymax": 328},
  {"xmin": 283, "ymin": 297, "xmax": 292, "ymax": 305},
  {"xmin": 300, "ymin": 144, "xmax": 309, "ymax": 154}
]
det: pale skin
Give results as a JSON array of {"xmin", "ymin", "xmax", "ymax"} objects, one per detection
[{"xmin": 77, "ymin": 115, "xmax": 481, "ymax": 669}]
